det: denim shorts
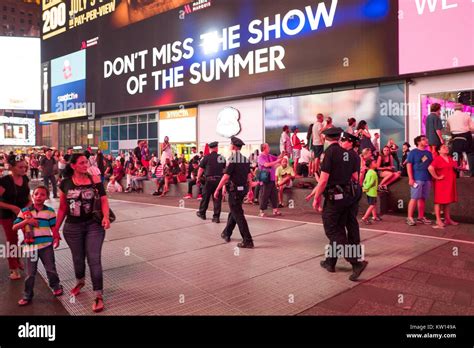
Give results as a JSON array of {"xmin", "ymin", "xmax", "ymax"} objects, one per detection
[
  {"xmin": 410, "ymin": 180, "xmax": 431, "ymax": 200},
  {"xmin": 367, "ymin": 196, "xmax": 377, "ymax": 206}
]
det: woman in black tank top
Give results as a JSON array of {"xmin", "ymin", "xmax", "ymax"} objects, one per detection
[{"xmin": 376, "ymin": 146, "xmax": 401, "ymax": 191}]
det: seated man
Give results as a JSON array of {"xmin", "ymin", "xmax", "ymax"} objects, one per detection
[
  {"xmin": 183, "ymin": 160, "xmax": 203, "ymax": 200},
  {"xmin": 152, "ymin": 162, "xmax": 165, "ymax": 196},
  {"xmin": 275, "ymin": 157, "xmax": 296, "ymax": 208},
  {"xmin": 130, "ymin": 162, "xmax": 148, "ymax": 193},
  {"xmin": 297, "ymin": 142, "xmax": 311, "ymax": 177},
  {"xmin": 107, "ymin": 176, "xmax": 123, "ymax": 193}
]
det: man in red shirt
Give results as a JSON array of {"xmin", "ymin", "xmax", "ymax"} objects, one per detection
[{"xmin": 291, "ymin": 126, "xmax": 302, "ymax": 173}]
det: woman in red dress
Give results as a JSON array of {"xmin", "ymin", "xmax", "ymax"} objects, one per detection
[{"xmin": 428, "ymin": 144, "xmax": 459, "ymax": 229}]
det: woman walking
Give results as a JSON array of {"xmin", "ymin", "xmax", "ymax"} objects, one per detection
[
  {"xmin": 0, "ymin": 155, "xmax": 31, "ymax": 280},
  {"xmin": 53, "ymin": 153, "xmax": 111, "ymax": 313}
]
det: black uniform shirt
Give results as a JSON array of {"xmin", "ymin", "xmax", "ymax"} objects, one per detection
[
  {"xmin": 224, "ymin": 152, "xmax": 250, "ymax": 186},
  {"xmin": 199, "ymin": 152, "xmax": 226, "ymax": 177},
  {"xmin": 321, "ymin": 143, "xmax": 358, "ymax": 186}
]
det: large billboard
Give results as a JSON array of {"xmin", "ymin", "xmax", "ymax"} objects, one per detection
[
  {"xmin": 399, "ymin": 0, "xmax": 474, "ymax": 75},
  {"xmin": 42, "ymin": 0, "xmax": 399, "ymax": 117},
  {"xmin": 0, "ymin": 116, "xmax": 36, "ymax": 146},
  {"xmin": 0, "ymin": 37, "xmax": 41, "ymax": 110}
]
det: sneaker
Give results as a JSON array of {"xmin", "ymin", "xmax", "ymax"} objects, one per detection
[
  {"xmin": 258, "ymin": 211, "xmax": 266, "ymax": 217},
  {"xmin": 320, "ymin": 260, "xmax": 336, "ymax": 273},
  {"xmin": 152, "ymin": 191, "xmax": 160, "ymax": 196},
  {"xmin": 18, "ymin": 298, "xmax": 31, "ymax": 306},
  {"xmin": 371, "ymin": 216, "xmax": 382, "ymax": 222},
  {"xmin": 92, "ymin": 297, "xmax": 104, "ymax": 313},
  {"xmin": 183, "ymin": 194, "xmax": 192, "ymax": 199},
  {"xmin": 278, "ymin": 203, "xmax": 284, "ymax": 208},
  {"xmin": 406, "ymin": 218, "xmax": 416, "ymax": 226},
  {"xmin": 417, "ymin": 217, "xmax": 432, "ymax": 225},
  {"xmin": 361, "ymin": 217, "xmax": 372, "ymax": 225},
  {"xmin": 9, "ymin": 270, "xmax": 21, "ymax": 280},
  {"xmin": 197, "ymin": 195, "xmax": 203, "ymax": 200},
  {"xmin": 349, "ymin": 261, "xmax": 368, "ymax": 281}
]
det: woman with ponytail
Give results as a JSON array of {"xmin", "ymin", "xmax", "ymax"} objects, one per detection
[{"xmin": 52, "ymin": 153, "xmax": 111, "ymax": 313}]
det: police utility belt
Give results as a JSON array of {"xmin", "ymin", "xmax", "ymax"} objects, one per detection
[
  {"xmin": 324, "ymin": 183, "xmax": 359, "ymax": 201},
  {"xmin": 226, "ymin": 182, "xmax": 247, "ymax": 192},
  {"xmin": 206, "ymin": 175, "xmax": 222, "ymax": 181}
]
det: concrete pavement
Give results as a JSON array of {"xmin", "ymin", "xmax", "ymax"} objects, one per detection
[{"xmin": 2, "ymin": 192, "xmax": 474, "ymax": 315}]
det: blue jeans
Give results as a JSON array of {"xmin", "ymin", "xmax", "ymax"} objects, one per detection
[
  {"xmin": 63, "ymin": 220, "xmax": 105, "ymax": 292},
  {"xmin": 43, "ymin": 175, "xmax": 57, "ymax": 197},
  {"xmin": 24, "ymin": 245, "xmax": 61, "ymax": 300}
]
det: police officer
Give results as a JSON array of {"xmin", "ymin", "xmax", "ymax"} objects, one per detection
[
  {"xmin": 311, "ymin": 127, "xmax": 368, "ymax": 281},
  {"xmin": 196, "ymin": 142, "xmax": 226, "ymax": 223},
  {"xmin": 340, "ymin": 132, "xmax": 363, "ymax": 248},
  {"xmin": 214, "ymin": 136, "xmax": 254, "ymax": 248}
]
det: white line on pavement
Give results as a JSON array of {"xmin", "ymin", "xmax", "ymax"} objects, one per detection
[{"xmin": 109, "ymin": 198, "xmax": 474, "ymax": 246}]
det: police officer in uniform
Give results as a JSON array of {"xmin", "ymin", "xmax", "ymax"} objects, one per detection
[
  {"xmin": 214, "ymin": 136, "xmax": 254, "ymax": 248},
  {"xmin": 311, "ymin": 127, "xmax": 368, "ymax": 281},
  {"xmin": 196, "ymin": 142, "xmax": 226, "ymax": 223},
  {"xmin": 340, "ymin": 132, "xmax": 363, "ymax": 248}
]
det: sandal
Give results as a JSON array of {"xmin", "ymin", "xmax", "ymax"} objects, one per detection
[
  {"xmin": 92, "ymin": 297, "xmax": 104, "ymax": 313},
  {"xmin": 18, "ymin": 298, "xmax": 31, "ymax": 306},
  {"xmin": 9, "ymin": 270, "xmax": 21, "ymax": 280},
  {"xmin": 70, "ymin": 282, "xmax": 85, "ymax": 297},
  {"xmin": 432, "ymin": 224, "xmax": 445, "ymax": 229}
]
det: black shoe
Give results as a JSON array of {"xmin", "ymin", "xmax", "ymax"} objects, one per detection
[
  {"xmin": 237, "ymin": 241, "xmax": 254, "ymax": 249},
  {"xmin": 221, "ymin": 232, "xmax": 230, "ymax": 243},
  {"xmin": 278, "ymin": 203, "xmax": 284, "ymax": 208},
  {"xmin": 212, "ymin": 218, "xmax": 220, "ymax": 223},
  {"xmin": 196, "ymin": 212, "xmax": 206, "ymax": 220},
  {"xmin": 152, "ymin": 191, "xmax": 160, "ymax": 196},
  {"xmin": 349, "ymin": 261, "xmax": 368, "ymax": 281},
  {"xmin": 320, "ymin": 260, "xmax": 336, "ymax": 273}
]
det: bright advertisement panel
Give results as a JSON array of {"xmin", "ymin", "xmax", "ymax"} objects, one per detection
[
  {"xmin": 0, "ymin": 37, "xmax": 41, "ymax": 110},
  {"xmin": 399, "ymin": 0, "xmax": 474, "ymax": 74},
  {"xmin": 42, "ymin": 0, "xmax": 399, "ymax": 115},
  {"xmin": 0, "ymin": 116, "xmax": 36, "ymax": 146}
]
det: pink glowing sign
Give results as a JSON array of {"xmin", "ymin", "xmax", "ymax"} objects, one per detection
[
  {"xmin": 399, "ymin": 0, "xmax": 474, "ymax": 74},
  {"xmin": 421, "ymin": 96, "xmax": 474, "ymax": 135}
]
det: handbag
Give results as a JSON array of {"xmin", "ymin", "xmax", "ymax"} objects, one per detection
[
  {"xmin": 257, "ymin": 169, "xmax": 270, "ymax": 183},
  {"xmin": 92, "ymin": 184, "xmax": 116, "ymax": 224}
]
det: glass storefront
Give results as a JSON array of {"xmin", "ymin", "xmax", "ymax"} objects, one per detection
[
  {"xmin": 58, "ymin": 119, "xmax": 101, "ymax": 150},
  {"xmin": 101, "ymin": 112, "xmax": 158, "ymax": 156},
  {"xmin": 265, "ymin": 83, "xmax": 406, "ymax": 154}
]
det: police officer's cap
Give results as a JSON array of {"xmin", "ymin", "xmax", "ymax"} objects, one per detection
[
  {"xmin": 209, "ymin": 142, "xmax": 218, "ymax": 148},
  {"xmin": 322, "ymin": 127, "xmax": 343, "ymax": 138},
  {"xmin": 231, "ymin": 136, "xmax": 245, "ymax": 148},
  {"xmin": 342, "ymin": 132, "xmax": 359, "ymax": 144}
]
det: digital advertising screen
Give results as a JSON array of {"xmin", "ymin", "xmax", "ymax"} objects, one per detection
[
  {"xmin": 41, "ymin": 0, "xmax": 399, "ymax": 116},
  {"xmin": 399, "ymin": 0, "xmax": 474, "ymax": 75},
  {"xmin": 0, "ymin": 37, "xmax": 41, "ymax": 110},
  {"xmin": 0, "ymin": 116, "xmax": 36, "ymax": 146}
]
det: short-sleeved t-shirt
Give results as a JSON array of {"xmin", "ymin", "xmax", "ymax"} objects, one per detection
[
  {"xmin": 407, "ymin": 148, "xmax": 433, "ymax": 181},
  {"xmin": 321, "ymin": 143, "xmax": 359, "ymax": 186},
  {"xmin": 0, "ymin": 175, "xmax": 30, "ymax": 219},
  {"xmin": 426, "ymin": 113, "xmax": 443, "ymax": 146},
  {"xmin": 59, "ymin": 177, "xmax": 106, "ymax": 223},
  {"xmin": 14, "ymin": 205, "xmax": 56, "ymax": 252},
  {"xmin": 276, "ymin": 165, "xmax": 295, "ymax": 184},
  {"xmin": 225, "ymin": 152, "xmax": 250, "ymax": 187},
  {"xmin": 199, "ymin": 152, "xmax": 226, "ymax": 177},
  {"xmin": 40, "ymin": 157, "xmax": 56, "ymax": 176},
  {"xmin": 258, "ymin": 153, "xmax": 278, "ymax": 182},
  {"xmin": 312, "ymin": 122, "xmax": 323, "ymax": 146}
]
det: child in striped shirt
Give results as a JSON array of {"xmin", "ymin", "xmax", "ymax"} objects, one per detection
[{"xmin": 13, "ymin": 185, "xmax": 63, "ymax": 306}]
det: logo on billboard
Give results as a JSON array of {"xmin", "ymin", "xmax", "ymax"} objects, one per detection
[
  {"xmin": 63, "ymin": 60, "xmax": 72, "ymax": 80},
  {"xmin": 183, "ymin": 0, "xmax": 212, "ymax": 15},
  {"xmin": 216, "ymin": 107, "xmax": 241, "ymax": 138}
]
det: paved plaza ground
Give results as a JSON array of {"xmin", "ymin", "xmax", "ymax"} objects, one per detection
[{"xmin": 1, "ymin": 193, "xmax": 474, "ymax": 316}]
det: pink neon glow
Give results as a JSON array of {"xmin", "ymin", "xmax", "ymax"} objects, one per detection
[
  {"xmin": 399, "ymin": 0, "xmax": 474, "ymax": 74},
  {"xmin": 421, "ymin": 96, "xmax": 474, "ymax": 135}
]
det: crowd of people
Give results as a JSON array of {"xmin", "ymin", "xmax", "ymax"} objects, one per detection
[{"xmin": 1, "ymin": 103, "xmax": 472, "ymax": 311}]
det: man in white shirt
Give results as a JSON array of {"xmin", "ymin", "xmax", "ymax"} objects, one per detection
[
  {"xmin": 297, "ymin": 142, "xmax": 312, "ymax": 177},
  {"xmin": 447, "ymin": 103, "xmax": 474, "ymax": 174},
  {"xmin": 312, "ymin": 113, "xmax": 324, "ymax": 174}
]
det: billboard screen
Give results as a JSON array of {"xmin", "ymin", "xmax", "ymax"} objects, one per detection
[
  {"xmin": 0, "ymin": 37, "xmax": 41, "ymax": 110},
  {"xmin": 41, "ymin": 0, "xmax": 399, "ymax": 116},
  {"xmin": 399, "ymin": 0, "xmax": 474, "ymax": 74},
  {"xmin": 0, "ymin": 116, "xmax": 36, "ymax": 146}
]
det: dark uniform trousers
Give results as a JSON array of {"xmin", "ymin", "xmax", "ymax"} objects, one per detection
[
  {"xmin": 198, "ymin": 177, "xmax": 222, "ymax": 218},
  {"xmin": 322, "ymin": 192, "xmax": 360, "ymax": 267},
  {"xmin": 222, "ymin": 189, "xmax": 253, "ymax": 243},
  {"xmin": 451, "ymin": 132, "xmax": 474, "ymax": 175}
]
